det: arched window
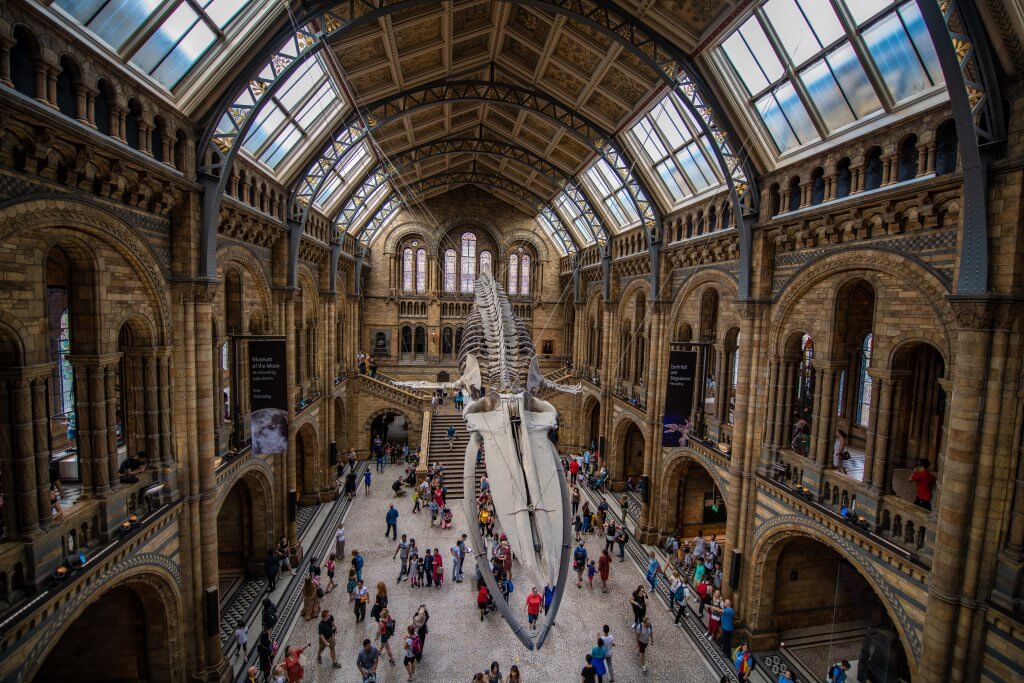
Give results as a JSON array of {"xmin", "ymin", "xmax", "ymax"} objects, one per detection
[
  {"xmin": 795, "ymin": 334, "xmax": 815, "ymax": 428},
  {"xmin": 455, "ymin": 327, "xmax": 464, "ymax": 353},
  {"xmin": 400, "ymin": 326, "xmax": 412, "ymax": 354},
  {"xmin": 810, "ymin": 167, "xmax": 825, "ymax": 205},
  {"xmin": 57, "ymin": 309, "xmax": 74, "ymax": 415},
  {"xmin": 480, "ymin": 250, "xmax": 492, "ymax": 276},
  {"xmin": 520, "ymin": 254, "xmax": 531, "ymax": 295},
  {"xmin": 402, "ymin": 248, "xmax": 414, "ymax": 292},
  {"xmin": 855, "ymin": 333, "xmax": 874, "ymax": 427},
  {"xmin": 508, "ymin": 254, "xmax": 519, "ymax": 295},
  {"xmin": 441, "ymin": 328, "xmax": 453, "ymax": 356},
  {"xmin": 898, "ymin": 135, "xmax": 919, "ymax": 182},
  {"xmin": 414, "ymin": 326, "xmax": 426, "ymax": 355},
  {"xmin": 460, "ymin": 233, "xmax": 477, "ymax": 292},
  {"xmin": 415, "ymin": 249, "xmax": 427, "ymax": 292},
  {"xmin": 444, "ymin": 249, "xmax": 457, "ymax": 293},
  {"xmin": 835, "ymin": 158, "xmax": 852, "ymax": 199},
  {"xmin": 864, "ymin": 147, "xmax": 883, "ymax": 190},
  {"xmin": 787, "ymin": 176, "xmax": 801, "ymax": 211},
  {"xmin": 934, "ymin": 120, "xmax": 958, "ymax": 175},
  {"xmin": 46, "ymin": 249, "xmax": 74, "ymax": 418}
]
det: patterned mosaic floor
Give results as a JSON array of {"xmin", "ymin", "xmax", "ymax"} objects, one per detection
[{"xmin": 278, "ymin": 461, "xmax": 720, "ymax": 682}]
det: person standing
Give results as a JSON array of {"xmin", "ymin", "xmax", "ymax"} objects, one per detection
[
  {"xmin": 833, "ymin": 429, "xmax": 849, "ymax": 474},
  {"xmin": 284, "ymin": 643, "xmax": 310, "ymax": 683},
  {"xmin": 356, "ymin": 638, "xmax": 380, "ymax": 681},
  {"xmin": 616, "ymin": 526, "xmax": 627, "ymax": 562},
  {"xmin": 733, "ymin": 642, "xmax": 754, "ymax": 681},
  {"xmin": 265, "ymin": 548, "xmax": 281, "ymax": 591},
  {"xmin": 385, "ymin": 504, "xmax": 399, "ymax": 539},
  {"xmin": 645, "ymin": 552, "xmax": 660, "ymax": 591},
  {"xmin": 630, "ymin": 586, "xmax": 647, "ymax": 627},
  {"xmin": 601, "ymin": 625, "xmax": 616, "ymax": 682},
  {"xmin": 526, "ymin": 586, "xmax": 543, "ymax": 630},
  {"xmin": 363, "ymin": 467, "xmax": 373, "ymax": 494},
  {"xmin": 301, "ymin": 576, "xmax": 320, "ymax": 621},
  {"xmin": 909, "ymin": 460, "xmax": 936, "ymax": 510},
  {"xmin": 633, "ymin": 616, "xmax": 653, "ymax": 675},
  {"xmin": 719, "ymin": 599, "xmax": 735, "ymax": 655},
  {"xmin": 413, "ymin": 605, "xmax": 430, "ymax": 655},
  {"xmin": 591, "ymin": 637, "xmax": 608, "ymax": 683},
  {"xmin": 432, "ymin": 547, "xmax": 444, "ymax": 588},
  {"xmin": 233, "ymin": 620, "xmax": 248, "ymax": 659},
  {"xmin": 598, "ymin": 549, "xmax": 611, "ymax": 592},
  {"xmin": 257, "ymin": 629, "xmax": 274, "ymax": 679},
  {"xmin": 569, "ymin": 458, "xmax": 580, "ymax": 486},
  {"xmin": 316, "ymin": 609, "xmax": 341, "ymax": 668},
  {"xmin": 335, "ymin": 523, "xmax": 346, "ymax": 560},
  {"xmin": 353, "ymin": 580, "xmax": 369, "ymax": 622},
  {"xmin": 543, "ymin": 584, "xmax": 554, "ymax": 615},
  {"xmin": 370, "ymin": 582, "xmax": 389, "ymax": 622}
]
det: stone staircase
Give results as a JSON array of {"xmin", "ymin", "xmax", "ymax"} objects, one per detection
[{"xmin": 427, "ymin": 412, "xmax": 485, "ymax": 499}]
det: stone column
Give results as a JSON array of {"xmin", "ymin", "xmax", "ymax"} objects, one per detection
[
  {"xmin": 144, "ymin": 353, "xmax": 161, "ymax": 467},
  {"xmin": 11, "ymin": 378, "xmax": 39, "ymax": 536},
  {"xmin": 282, "ymin": 287, "xmax": 298, "ymax": 546},
  {"xmin": 31, "ymin": 375, "xmax": 51, "ymax": 529},
  {"xmin": 104, "ymin": 361, "xmax": 120, "ymax": 487},
  {"xmin": 193, "ymin": 282, "xmax": 224, "ymax": 677},
  {"xmin": 870, "ymin": 375, "xmax": 900, "ymax": 493},
  {"xmin": 0, "ymin": 386, "xmax": 17, "ymax": 537},
  {"xmin": 637, "ymin": 302, "xmax": 665, "ymax": 543},
  {"xmin": 762, "ymin": 358, "xmax": 781, "ymax": 451},
  {"xmin": 157, "ymin": 349, "xmax": 176, "ymax": 496},
  {"xmin": 861, "ymin": 370, "xmax": 883, "ymax": 488}
]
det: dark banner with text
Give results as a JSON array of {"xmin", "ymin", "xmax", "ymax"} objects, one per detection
[
  {"xmin": 249, "ymin": 339, "xmax": 288, "ymax": 455},
  {"xmin": 662, "ymin": 349, "xmax": 697, "ymax": 447}
]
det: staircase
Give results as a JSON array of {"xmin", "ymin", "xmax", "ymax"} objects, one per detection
[{"xmin": 428, "ymin": 412, "xmax": 485, "ymax": 499}]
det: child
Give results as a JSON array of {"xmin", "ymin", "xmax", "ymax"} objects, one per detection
[
  {"xmin": 416, "ymin": 555, "xmax": 426, "ymax": 587},
  {"xmin": 409, "ymin": 551, "xmax": 420, "ymax": 587},
  {"xmin": 429, "ymin": 499, "xmax": 439, "ymax": 527},
  {"xmin": 412, "ymin": 486, "xmax": 420, "ymax": 513},
  {"xmin": 477, "ymin": 584, "xmax": 490, "ymax": 620},
  {"xmin": 234, "ymin": 620, "xmax": 248, "ymax": 657},
  {"xmin": 587, "ymin": 560, "xmax": 597, "ymax": 590},
  {"xmin": 325, "ymin": 554, "xmax": 336, "ymax": 594},
  {"xmin": 346, "ymin": 569, "xmax": 357, "ymax": 601},
  {"xmin": 441, "ymin": 507, "xmax": 453, "ymax": 530}
]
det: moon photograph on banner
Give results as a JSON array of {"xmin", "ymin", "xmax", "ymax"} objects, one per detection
[
  {"xmin": 249, "ymin": 339, "xmax": 288, "ymax": 455},
  {"xmin": 663, "ymin": 349, "xmax": 697, "ymax": 447}
]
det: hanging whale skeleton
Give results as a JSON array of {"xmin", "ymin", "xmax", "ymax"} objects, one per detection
[{"xmin": 397, "ymin": 263, "xmax": 580, "ymax": 649}]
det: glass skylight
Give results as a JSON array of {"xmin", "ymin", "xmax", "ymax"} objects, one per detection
[
  {"xmin": 629, "ymin": 94, "xmax": 722, "ymax": 205},
  {"xmin": 537, "ymin": 207, "xmax": 574, "ymax": 256},
  {"xmin": 53, "ymin": 0, "xmax": 257, "ymax": 89},
  {"xmin": 241, "ymin": 56, "xmax": 344, "ymax": 170},
  {"xmin": 583, "ymin": 160, "xmax": 640, "ymax": 231},
  {"xmin": 719, "ymin": 0, "xmax": 942, "ymax": 154},
  {"xmin": 314, "ymin": 143, "xmax": 372, "ymax": 214},
  {"xmin": 554, "ymin": 191, "xmax": 598, "ymax": 245}
]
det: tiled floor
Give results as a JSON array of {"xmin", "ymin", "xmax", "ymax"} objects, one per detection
[{"xmin": 276, "ymin": 461, "xmax": 719, "ymax": 682}]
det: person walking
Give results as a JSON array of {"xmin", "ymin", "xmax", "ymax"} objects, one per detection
[
  {"xmin": 265, "ymin": 548, "xmax": 281, "ymax": 591},
  {"xmin": 394, "ymin": 534, "xmax": 411, "ymax": 582},
  {"xmin": 233, "ymin": 620, "xmax": 248, "ymax": 659},
  {"xmin": 335, "ymin": 524, "xmax": 346, "ymax": 559},
  {"xmin": 385, "ymin": 504, "xmax": 399, "ymax": 539},
  {"xmin": 573, "ymin": 542, "xmax": 588, "ymax": 588},
  {"xmin": 353, "ymin": 580, "xmax": 369, "ymax": 622},
  {"xmin": 591, "ymin": 637, "xmax": 608, "ymax": 683},
  {"xmin": 403, "ymin": 625, "xmax": 420, "ymax": 681},
  {"xmin": 601, "ymin": 625, "xmax": 616, "ymax": 682},
  {"xmin": 526, "ymin": 586, "xmax": 543, "ymax": 630},
  {"xmin": 345, "ymin": 469, "xmax": 358, "ymax": 499},
  {"xmin": 478, "ymin": 583, "xmax": 491, "ymax": 620},
  {"xmin": 370, "ymin": 582, "xmax": 389, "ymax": 622},
  {"xmin": 543, "ymin": 584, "xmax": 554, "ymax": 616},
  {"xmin": 363, "ymin": 467, "xmax": 373, "ymax": 494},
  {"xmin": 316, "ymin": 609, "xmax": 342, "ymax": 668},
  {"xmin": 324, "ymin": 554, "xmax": 337, "ymax": 594},
  {"xmin": 630, "ymin": 586, "xmax": 648, "ymax": 627},
  {"xmin": 413, "ymin": 605, "xmax": 430, "ymax": 655},
  {"xmin": 261, "ymin": 597, "xmax": 278, "ymax": 632},
  {"xmin": 634, "ymin": 616, "xmax": 653, "ymax": 675},
  {"xmin": 352, "ymin": 549, "xmax": 365, "ymax": 582},
  {"xmin": 673, "ymin": 580, "xmax": 689, "ymax": 624},
  {"xmin": 257, "ymin": 629, "xmax": 275, "ymax": 680},
  {"xmin": 598, "ymin": 549, "xmax": 611, "ymax": 592},
  {"xmin": 356, "ymin": 638, "xmax": 380, "ymax": 681},
  {"xmin": 645, "ymin": 551, "xmax": 660, "ymax": 591},
  {"xmin": 581, "ymin": 654, "xmax": 598, "ymax": 683},
  {"xmin": 376, "ymin": 607, "xmax": 397, "ymax": 664},
  {"xmin": 571, "ymin": 486, "xmax": 581, "ymax": 516},
  {"xmin": 446, "ymin": 424, "xmax": 456, "ymax": 451}
]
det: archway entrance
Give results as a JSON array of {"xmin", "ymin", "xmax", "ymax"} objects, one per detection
[
  {"xmin": 617, "ymin": 422, "xmax": 645, "ymax": 483},
  {"xmin": 666, "ymin": 462, "xmax": 726, "ymax": 540},
  {"xmin": 35, "ymin": 582, "xmax": 174, "ymax": 682},
  {"xmin": 295, "ymin": 424, "xmax": 318, "ymax": 503},
  {"xmin": 585, "ymin": 400, "xmax": 601, "ymax": 450},
  {"xmin": 759, "ymin": 535, "xmax": 911, "ymax": 682},
  {"xmin": 370, "ymin": 411, "xmax": 408, "ymax": 447}
]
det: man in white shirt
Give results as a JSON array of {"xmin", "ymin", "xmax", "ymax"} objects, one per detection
[
  {"xmin": 335, "ymin": 524, "xmax": 346, "ymax": 560},
  {"xmin": 601, "ymin": 624, "xmax": 616, "ymax": 682}
]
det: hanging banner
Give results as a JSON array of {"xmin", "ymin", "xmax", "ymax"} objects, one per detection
[
  {"xmin": 249, "ymin": 339, "xmax": 288, "ymax": 455},
  {"xmin": 662, "ymin": 349, "xmax": 697, "ymax": 447}
]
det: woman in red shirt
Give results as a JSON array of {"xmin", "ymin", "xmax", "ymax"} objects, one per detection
[{"xmin": 598, "ymin": 549, "xmax": 612, "ymax": 592}]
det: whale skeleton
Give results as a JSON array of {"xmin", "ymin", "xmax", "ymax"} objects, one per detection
[{"xmin": 397, "ymin": 264, "xmax": 580, "ymax": 649}]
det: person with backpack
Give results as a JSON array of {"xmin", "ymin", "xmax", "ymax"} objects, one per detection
[
  {"xmin": 478, "ymin": 584, "xmax": 491, "ymax": 620},
  {"xmin": 375, "ymin": 607, "xmax": 397, "ymax": 664},
  {"xmin": 827, "ymin": 660, "xmax": 851, "ymax": 683},
  {"xmin": 403, "ymin": 625, "xmax": 421, "ymax": 681},
  {"xmin": 573, "ymin": 542, "xmax": 588, "ymax": 588}
]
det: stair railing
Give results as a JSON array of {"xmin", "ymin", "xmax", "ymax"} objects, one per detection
[{"xmin": 417, "ymin": 408, "xmax": 432, "ymax": 483}]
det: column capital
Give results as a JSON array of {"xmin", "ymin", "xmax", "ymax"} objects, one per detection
[
  {"xmin": 947, "ymin": 295, "xmax": 1020, "ymax": 331},
  {"xmin": 67, "ymin": 353, "xmax": 121, "ymax": 369},
  {"xmin": 735, "ymin": 299, "xmax": 770, "ymax": 320},
  {"xmin": 0, "ymin": 363, "xmax": 54, "ymax": 381}
]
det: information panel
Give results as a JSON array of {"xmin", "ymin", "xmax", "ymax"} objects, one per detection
[
  {"xmin": 662, "ymin": 349, "xmax": 697, "ymax": 447},
  {"xmin": 249, "ymin": 339, "xmax": 288, "ymax": 455}
]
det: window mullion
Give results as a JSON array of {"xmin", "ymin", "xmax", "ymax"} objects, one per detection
[
  {"xmin": 184, "ymin": 0, "xmax": 227, "ymax": 38},
  {"xmin": 828, "ymin": 0, "xmax": 896, "ymax": 111},
  {"xmin": 120, "ymin": 0, "xmax": 181, "ymax": 61},
  {"xmin": 756, "ymin": 11, "xmax": 829, "ymax": 140}
]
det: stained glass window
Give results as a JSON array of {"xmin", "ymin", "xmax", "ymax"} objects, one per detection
[
  {"xmin": 57, "ymin": 309, "xmax": 74, "ymax": 416},
  {"xmin": 719, "ymin": 0, "xmax": 941, "ymax": 155},
  {"xmin": 508, "ymin": 254, "xmax": 519, "ymax": 295},
  {"xmin": 855, "ymin": 333, "xmax": 874, "ymax": 427},
  {"xmin": 480, "ymin": 251, "xmax": 492, "ymax": 277},
  {"xmin": 520, "ymin": 255, "xmax": 531, "ymax": 295},
  {"xmin": 402, "ymin": 248, "xmax": 414, "ymax": 292},
  {"xmin": 416, "ymin": 249, "xmax": 427, "ymax": 293},
  {"xmin": 460, "ymin": 233, "xmax": 477, "ymax": 293},
  {"xmin": 444, "ymin": 249, "xmax": 457, "ymax": 293}
]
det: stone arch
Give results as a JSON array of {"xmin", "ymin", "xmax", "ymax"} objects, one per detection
[
  {"xmin": 295, "ymin": 421, "xmax": 320, "ymax": 503},
  {"xmin": 748, "ymin": 523, "xmax": 920, "ymax": 678},
  {"xmin": 611, "ymin": 414, "xmax": 645, "ymax": 483},
  {"xmin": 0, "ymin": 311, "xmax": 29, "ymax": 367},
  {"xmin": 381, "ymin": 221, "xmax": 436, "ymax": 255},
  {"xmin": 216, "ymin": 467, "xmax": 274, "ymax": 578},
  {"xmin": 26, "ymin": 561, "xmax": 185, "ymax": 681},
  {"xmin": 769, "ymin": 249, "xmax": 955, "ymax": 362},
  {"xmin": 657, "ymin": 454, "xmax": 727, "ymax": 540},
  {"xmin": 365, "ymin": 407, "xmax": 412, "ymax": 448},
  {"xmin": 215, "ymin": 244, "xmax": 273, "ymax": 328},
  {"xmin": 334, "ymin": 397, "xmax": 347, "ymax": 452},
  {"xmin": 0, "ymin": 198, "xmax": 172, "ymax": 353}
]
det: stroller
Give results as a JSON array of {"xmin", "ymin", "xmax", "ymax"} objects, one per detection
[{"xmin": 588, "ymin": 469, "xmax": 608, "ymax": 491}]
